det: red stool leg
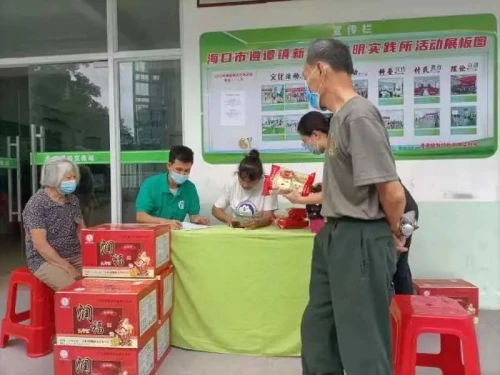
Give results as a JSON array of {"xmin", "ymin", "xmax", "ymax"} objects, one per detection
[
  {"xmin": 440, "ymin": 334, "xmax": 465, "ymax": 375},
  {"xmin": 26, "ymin": 325, "xmax": 54, "ymax": 358},
  {"xmin": 394, "ymin": 325, "xmax": 418, "ymax": 375},
  {"xmin": 460, "ymin": 324, "xmax": 481, "ymax": 375},
  {"xmin": 0, "ymin": 321, "xmax": 9, "ymax": 347},
  {"xmin": 30, "ymin": 281, "xmax": 53, "ymax": 327},
  {"xmin": 6, "ymin": 279, "xmax": 18, "ymax": 321},
  {"xmin": 0, "ymin": 278, "xmax": 18, "ymax": 347}
]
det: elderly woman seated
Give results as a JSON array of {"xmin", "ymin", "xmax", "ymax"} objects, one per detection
[{"xmin": 22, "ymin": 156, "xmax": 85, "ymax": 291}]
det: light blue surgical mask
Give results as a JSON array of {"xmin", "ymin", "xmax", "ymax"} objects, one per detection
[
  {"xmin": 305, "ymin": 83, "xmax": 322, "ymax": 111},
  {"xmin": 60, "ymin": 180, "xmax": 77, "ymax": 194},
  {"xmin": 302, "ymin": 142, "xmax": 323, "ymax": 155},
  {"xmin": 305, "ymin": 67, "xmax": 327, "ymax": 111},
  {"xmin": 170, "ymin": 171, "xmax": 189, "ymax": 185}
]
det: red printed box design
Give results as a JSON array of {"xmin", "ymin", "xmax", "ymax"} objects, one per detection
[
  {"xmin": 90, "ymin": 265, "xmax": 174, "ymax": 323},
  {"xmin": 82, "ymin": 223, "xmax": 171, "ymax": 278},
  {"xmin": 56, "ymin": 279, "xmax": 158, "ymax": 348},
  {"xmin": 413, "ymin": 278, "xmax": 479, "ymax": 323},
  {"xmin": 54, "ymin": 340, "xmax": 156, "ymax": 375},
  {"xmin": 155, "ymin": 316, "xmax": 171, "ymax": 372}
]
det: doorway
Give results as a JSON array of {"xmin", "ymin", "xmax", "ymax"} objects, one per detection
[{"xmin": 0, "ymin": 62, "xmax": 112, "ymax": 277}]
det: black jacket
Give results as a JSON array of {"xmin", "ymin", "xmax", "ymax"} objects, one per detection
[{"xmin": 403, "ymin": 184, "xmax": 419, "ymax": 220}]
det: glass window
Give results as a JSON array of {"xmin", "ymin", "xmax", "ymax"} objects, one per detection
[
  {"xmin": 121, "ymin": 163, "xmax": 165, "ymax": 223},
  {"xmin": 0, "ymin": 0, "xmax": 107, "ymax": 58},
  {"xmin": 29, "ymin": 62, "xmax": 111, "ymax": 227},
  {"xmin": 119, "ymin": 59, "xmax": 182, "ymax": 222},
  {"xmin": 117, "ymin": 0, "xmax": 180, "ymax": 51},
  {"xmin": 30, "ymin": 62, "xmax": 110, "ymax": 152},
  {"xmin": 119, "ymin": 60, "xmax": 182, "ymax": 151}
]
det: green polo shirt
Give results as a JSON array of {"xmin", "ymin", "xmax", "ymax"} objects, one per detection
[{"xmin": 135, "ymin": 172, "xmax": 200, "ymax": 222}]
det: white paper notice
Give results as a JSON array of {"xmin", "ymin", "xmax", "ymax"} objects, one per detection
[
  {"xmin": 220, "ymin": 91, "xmax": 245, "ymax": 127},
  {"xmin": 182, "ymin": 222, "xmax": 208, "ymax": 231}
]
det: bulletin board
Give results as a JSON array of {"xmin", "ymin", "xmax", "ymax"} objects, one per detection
[{"xmin": 200, "ymin": 14, "xmax": 498, "ymax": 164}]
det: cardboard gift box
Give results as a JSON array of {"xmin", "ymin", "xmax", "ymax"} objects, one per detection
[
  {"xmin": 55, "ymin": 279, "xmax": 158, "ymax": 348},
  {"xmin": 157, "ymin": 266, "xmax": 174, "ymax": 323},
  {"xmin": 54, "ymin": 338, "xmax": 156, "ymax": 375},
  {"xmin": 95, "ymin": 265, "xmax": 174, "ymax": 324},
  {"xmin": 413, "ymin": 278, "xmax": 479, "ymax": 323},
  {"xmin": 82, "ymin": 223, "xmax": 171, "ymax": 278},
  {"xmin": 155, "ymin": 316, "xmax": 172, "ymax": 372}
]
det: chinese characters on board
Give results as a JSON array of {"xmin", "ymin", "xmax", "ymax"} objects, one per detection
[{"xmin": 207, "ymin": 47, "xmax": 305, "ymax": 64}]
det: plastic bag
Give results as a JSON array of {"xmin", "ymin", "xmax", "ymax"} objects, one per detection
[
  {"xmin": 274, "ymin": 208, "xmax": 309, "ymax": 229},
  {"xmin": 262, "ymin": 165, "xmax": 316, "ymax": 196}
]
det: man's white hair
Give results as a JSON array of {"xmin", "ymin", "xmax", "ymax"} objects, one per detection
[{"xmin": 40, "ymin": 156, "xmax": 80, "ymax": 188}]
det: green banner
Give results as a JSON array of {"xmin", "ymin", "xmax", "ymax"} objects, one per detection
[
  {"xmin": 200, "ymin": 14, "xmax": 498, "ymax": 164},
  {"xmin": 0, "ymin": 157, "xmax": 16, "ymax": 169},
  {"xmin": 33, "ymin": 150, "xmax": 169, "ymax": 165}
]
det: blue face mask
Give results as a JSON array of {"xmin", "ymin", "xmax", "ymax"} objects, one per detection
[
  {"xmin": 171, "ymin": 171, "xmax": 189, "ymax": 185},
  {"xmin": 305, "ymin": 83, "xmax": 322, "ymax": 111},
  {"xmin": 303, "ymin": 142, "xmax": 323, "ymax": 155},
  {"xmin": 60, "ymin": 180, "xmax": 77, "ymax": 194}
]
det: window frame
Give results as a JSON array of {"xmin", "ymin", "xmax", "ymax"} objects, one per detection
[{"xmin": 0, "ymin": 0, "xmax": 183, "ymax": 223}]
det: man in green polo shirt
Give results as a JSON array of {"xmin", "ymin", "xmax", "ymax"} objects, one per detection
[{"xmin": 136, "ymin": 145, "xmax": 209, "ymax": 229}]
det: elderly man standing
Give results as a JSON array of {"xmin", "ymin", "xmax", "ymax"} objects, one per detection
[{"xmin": 300, "ymin": 39, "xmax": 407, "ymax": 375}]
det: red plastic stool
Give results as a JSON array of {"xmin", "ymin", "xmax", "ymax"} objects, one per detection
[
  {"xmin": 391, "ymin": 295, "xmax": 481, "ymax": 375},
  {"xmin": 0, "ymin": 267, "xmax": 55, "ymax": 357}
]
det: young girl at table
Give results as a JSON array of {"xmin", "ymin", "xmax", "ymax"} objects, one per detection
[{"xmin": 212, "ymin": 149, "xmax": 278, "ymax": 229}]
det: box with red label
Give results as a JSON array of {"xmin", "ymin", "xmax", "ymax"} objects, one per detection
[
  {"xmin": 55, "ymin": 279, "xmax": 158, "ymax": 348},
  {"xmin": 155, "ymin": 316, "xmax": 172, "ymax": 371},
  {"xmin": 54, "ymin": 339, "xmax": 156, "ymax": 375},
  {"xmin": 413, "ymin": 278, "xmax": 479, "ymax": 323},
  {"xmin": 82, "ymin": 223, "xmax": 171, "ymax": 278},
  {"xmin": 94, "ymin": 265, "xmax": 174, "ymax": 324}
]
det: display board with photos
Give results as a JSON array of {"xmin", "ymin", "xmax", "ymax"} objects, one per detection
[{"xmin": 200, "ymin": 14, "xmax": 498, "ymax": 164}]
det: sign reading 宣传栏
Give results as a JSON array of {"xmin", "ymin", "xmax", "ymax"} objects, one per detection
[{"xmin": 200, "ymin": 14, "xmax": 498, "ymax": 164}]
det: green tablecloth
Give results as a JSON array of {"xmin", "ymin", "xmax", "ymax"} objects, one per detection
[{"xmin": 171, "ymin": 225, "xmax": 314, "ymax": 356}]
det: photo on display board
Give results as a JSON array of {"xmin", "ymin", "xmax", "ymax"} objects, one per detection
[
  {"xmin": 380, "ymin": 110, "xmax": 404, "ymax": 137},
  {"xmin": 451, "ymin": 74, "xmax": 477, "ymax": 103},
  {"xmin": 353, "ymin": 79, "xmax": 368, "ymax": 98},
  {"xmin": 413, "ymin": 76, "xmax": 440, "ymax": 104},
  {"xmin": 378, "ymin": 78, "xmax": 404, "ymax": 106},
  {"xmin": 261, "ymin": 115, "xmax": 285, "ymax": 141},
  {"xmin": 261, "ymin": 85, "xmax": 284, "ymax": 111},
  {"xmin": 284, "ymin": 85, "xmax": 308, "ymax": 110},
  {"xmin": 451, "ymin": 106, "xmax": 478, "ymax": 135},
  {"xmin": 284, "ymin": 115, "xmax": 302, "ymax": 141},
  {"xmin": 414, "ymin": 108, "xmax": 441, "ymax": 136}
]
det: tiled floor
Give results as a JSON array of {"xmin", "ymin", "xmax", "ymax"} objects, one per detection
[{"xmin": 0, "ymin": 275, "xmax": 499, "ymax": 375}]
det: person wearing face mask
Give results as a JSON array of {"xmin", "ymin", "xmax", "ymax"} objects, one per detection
[
  {"xmin": 294, "ymin": 39, "xmax": 407, "ymax": 375},
  {"xmin": 135, "ymin": 145, "xmax": 209, "ymax": 229},
  {"xmin": 22, "ymin": 156, "xmax": 85, "ymax": 291},
  {"xmin": 212, "ymin": 149, "xmax": 278, "ymax": 229},
  {"xmin": 286, "ymin": 110, "xmax": 420, "ymax": 296}
]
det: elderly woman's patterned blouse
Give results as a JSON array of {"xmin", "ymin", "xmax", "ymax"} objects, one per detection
[{"xmin": 22, "ymin": 189, "xmax": 82, "ymax": 273}]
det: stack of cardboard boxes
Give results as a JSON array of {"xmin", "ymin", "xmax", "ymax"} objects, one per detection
[{"xmin": 54, "ymin": 224, "xmax": 174, "ymax": 375}]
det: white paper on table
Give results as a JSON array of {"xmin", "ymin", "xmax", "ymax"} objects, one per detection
[
  {"xmin": 220, "ymin": 91, "xmax": 245, "ymax": 127},
  {"xmin": 181, "ymin": 222, "xmax": 208, "ymax": 231}
]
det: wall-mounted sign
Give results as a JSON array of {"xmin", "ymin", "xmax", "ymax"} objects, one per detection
[{"xmin": 200, "ymin": 14, "xmax": 498, "ymax": 164}]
